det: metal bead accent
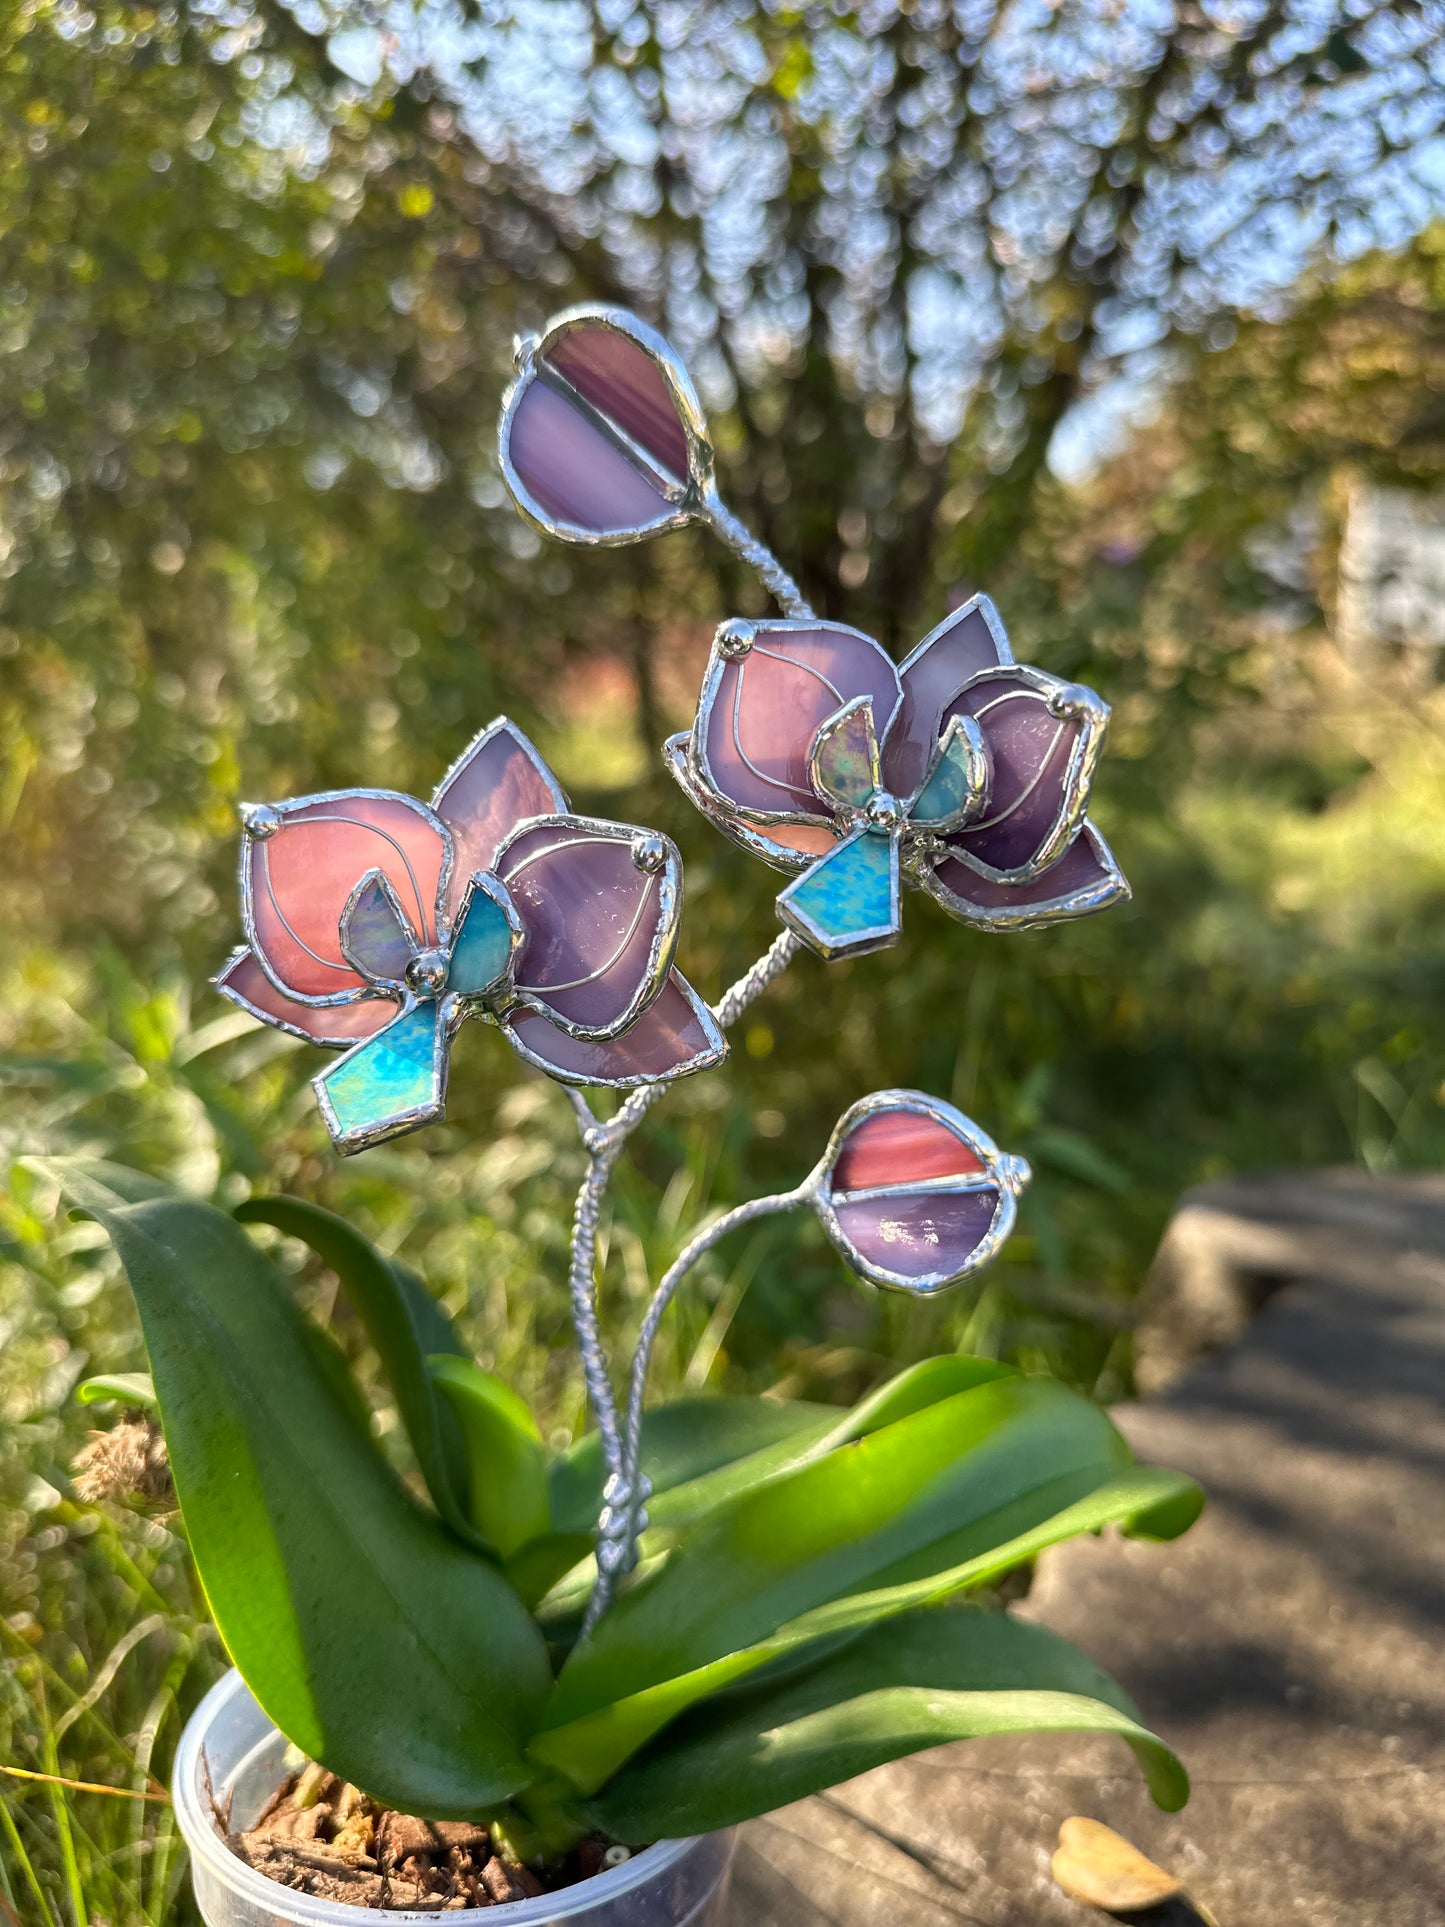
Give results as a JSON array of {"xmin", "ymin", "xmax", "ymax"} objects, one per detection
[
  {"xmin": 631, "ymin": 831, "xmax": 669, "ymax": 874},
  {"xmin": 997, "ymin": 1151, "xmax": 1033, "ymax": 1196},
  {"xmin": 1048, "ymin": 681, "xmax": 1109, "ymax": 726},
  {"xmin": 511, "ymin": 331, "xmax": 539, "ymax": 373},
  {"xmin": 715, "ymin": 617, "xmax": 756, "ymax": 660},
  {"xmin": 405, "ymin": 948, "xmax": 450, "ymax": 996},
  {"xmin": 864, "ymin": 790, "xmax": 903, "ymax": 832},
  {"xmin": 240, "ymin": 802, "xmax": 281, "ymax": 840}
]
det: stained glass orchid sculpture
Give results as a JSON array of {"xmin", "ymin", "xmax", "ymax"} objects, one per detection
[
  {"xmin": 215, "ymin": 719, "xmax": 724, "ymax": 1152},
  {"xmin": 665, "ymin": 603, "xmax": 1128, "ymax": 958},
  {"xmin": 71, "ymin": 300, "xmax": 1201, "ymax": 1885}
]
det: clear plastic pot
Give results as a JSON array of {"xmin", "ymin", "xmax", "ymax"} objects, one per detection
[{"xmin": 173, "ymin": 1671, "xmax": 737, "ymax": 1927}]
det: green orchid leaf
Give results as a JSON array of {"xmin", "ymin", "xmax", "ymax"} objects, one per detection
[
  {"xmin": 235, "ymin": 1195, "xmax": 474, "ymax": 1541},
  {"xmin": 543, "ymin": 1360, "xmax": 1018, "ymax": 1623},
  {"xmin": 429, "ymin": 1356, "xmax": 551, "ymax": 1559},
  {"xmin": 587, "ymin": 1602, "xmax": 1189, "ymax": 1838},
  {"xmin": 505, "ymin": 1533, "xmax": 597, "ymax": 1612},
  {"xmin": 545, "ymin": 1376, "xmax": 1131, "ymax": 1737},
  {"xmin": 804, "ymin": 1355, "xmax": 1018, "ymax": 1452},
  {"xmin": 47, "ymin": 1162, "xmax": 551, "ymax": 1817},
  {"xmin": 548, "ymin": 1395, "xmax": 836, "ymax": 1536},
  {"xmin": 647, "ymin": 1360, "xmax": 1021, "ymax": 1539},
  {"xmin": 76, "ymin": 1371, "xmax": 157, "ymax": 1410},
  {"xmin": 531, "ymin": 1464, "xmax": 1199, "ymax": 1792}
]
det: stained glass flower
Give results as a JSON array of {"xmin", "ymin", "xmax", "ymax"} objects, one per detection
[
  {"xmin": 811, "ymin": 1091, "xmax": 1030, "ymax": 1293},
  {"xmin": 499, "ymin": 307, "xmax": 712, "ymax": 547},
  {"xmin": 215, "ymin": 719, "xmax": 725, "ymax": 1153},
  {"xmin": 666, "ymin": 595, "xmax": 1129, "ymax": 958}
]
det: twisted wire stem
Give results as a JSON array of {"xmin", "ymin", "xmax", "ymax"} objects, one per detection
[
  {"xmin": 620, "ymin": 1185, "xmax": 810, "ymax": 1499},
  {"xmin": 571, "ymin": 929, "xmax": 805, "ymax": 1633},
  {"xmin": 702, "ymin": 491, "xmax": 813, "ymax": 620},
  {"xmin": 565, "ymin": 502, "xmax": 811, "ymax": 1633}
]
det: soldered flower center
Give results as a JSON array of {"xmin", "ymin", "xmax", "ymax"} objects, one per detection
[
  {"xmin": 405, "ymin": 947, "xmax": 450, "ymax": 996},
  {"xmin": 863, "ymin": 789, "xmax": 903, "ymax": 832}
]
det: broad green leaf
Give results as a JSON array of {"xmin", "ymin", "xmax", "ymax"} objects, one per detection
[
  {"xmin": 430, "ymin": 1357, "xmax": 550, "ymax": 1559},
  {"xmin": 505, "ymin": 1532, "xmax": 597, "ymax": 1611},
  {"xmin": 546, "ymin": 1375, "xmax": 1128, "ymax": 1736},
  {"xmin": 548, "ymin": 1395, "xmax": 835, "ymax": 1535},
  {"xmin": 806, "ymin": 1356, "xmax": 1018, "ymax": 1451},
  {"xmin": 50, "ymin": 1163, "xmax": 551, "ymax": 1816},
  {"xmin": 587, "ymin": 1603, "xmax": 1189, "ymax": 1837},
  {"xmin": 76, "ymin": 1371, "xmax": 157, "ymax": 1409},
  {"xmin": 531, "ymin": 1465, "xmax": 1199, "ymax": 1791},
  {"xmin": 235, "ymin": 1196, "xmax": 473, "ymax": 1541},
  {"xmin": 29, "ymin": 1155, "xmax": 172, "ymax": 1206},
  {"xmin": 540, "ymin": 1362, "xmax": 1017, "ymax": 1621}
]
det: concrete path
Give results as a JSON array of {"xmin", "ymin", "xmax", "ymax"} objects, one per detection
[{"xmin": 728, "ymin": 1171, "xmax": 1445, "ymax": 1927}]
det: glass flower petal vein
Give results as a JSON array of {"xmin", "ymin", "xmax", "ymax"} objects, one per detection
[
  {"xmin": 216, "ymin": 718, "xmax": 725, "ymax": 1153},
  {"xmin": 666, "ymin": 595, "xmax": 1129, "ymax": 957}
]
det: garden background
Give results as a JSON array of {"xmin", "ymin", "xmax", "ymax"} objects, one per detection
[{"xmin": 2, "ymin": 4, "xmax": 1444, "ymax": 1923}]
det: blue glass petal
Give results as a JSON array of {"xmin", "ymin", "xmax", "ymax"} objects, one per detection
[
  {"xmin": 314, "ymin": 1001, "xmax": 445, "ymax": 1152},
  {"xmin": 447, "ymin": 881, "xmax": 515, "ymax": 997},
  {"xmin": 776, "ymin": 828, "xmax": 900, "ymax": 960},
  {"xmin": 911, "ymin": 713, "xmax": 988, "ymax": 831}
]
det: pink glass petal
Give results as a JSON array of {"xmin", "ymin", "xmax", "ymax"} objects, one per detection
[
  {"xmin": 215, "ymin": 948, "xmax": 396, "ymax": 1045},
  {"xmin": 833, "ymin": 1109, "xmax": 984, "ymax": 1194},
  {"xmin": 545, "ymin": 326, "xmax": 691, "ymax": 484},
  {"xmin": 433, "ymin": 722, "xmax": 566, "ymax": 923},
  {"xmin": 503, "ymin": 971, "xmax": 724, "ymax": 1085},
  {"xmin": 496, "ymin": 820, "xmax": 674, "ymax": 1033},
  {"xmin": 832, "ymin": 1189, "xmax": 1000, "ymax": 1283},
  {"xmin": 746, "ymin": 822, "xmax": 840, "ymax": 864},
  {"xmin": 508, "ymin": 379, "xmax": 673, "ymax": 536},
  {"xmin": 884, "ymin": 599, "xmax": 1010, "ymax": 799},
  {"xmin": 245, "ymin": 793, "xmax": 446, "ymax": 1001},
  {"xmin": 931, "ymin": 820, "xmax": 1126, "ymax": 923},
  {"xmin": 943, "ymin": 676, "xmax": 1086, "ymax": 874},
  {"xmin": 701, "ymin": 627, "xmax": 901, "ymax": 818}
]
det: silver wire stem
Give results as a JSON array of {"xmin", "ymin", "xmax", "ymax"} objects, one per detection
[
  {"xmin": 566, "ymin": 928, "xmax": 804, "ymax": 1631},
  {"xmin": 564, "ymin": 482, "xmax": 811, "ymax": 1629},
  {"xmin": 701, "ymin": 487, "xmax": 813, "ymax": 620}
]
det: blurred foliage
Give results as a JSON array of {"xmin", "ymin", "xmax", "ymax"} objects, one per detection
[{"xmin": 2, "ymin": 4, "xmax": 1445, "ymax": 1920}]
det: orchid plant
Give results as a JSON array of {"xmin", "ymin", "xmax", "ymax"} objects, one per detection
[{"xmin": 58, "ymin": 306, "xmax": 1202, "ymax": 1866}]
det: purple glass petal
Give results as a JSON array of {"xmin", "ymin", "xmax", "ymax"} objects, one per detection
[
  {"xmin": 502, "ymin": 971, "xmax": 724, "ymax": 1085},
  {"xmin": 930, "ymin": 820, "xmax": 1127, "ymax": 926},
  {"xmin": 508, "ymin": 378, "xmax": 672, "ymax": 536},
  {"xmin": 700, "ymin": 626, "xmax": 900, "ymax": 818},
  {"xmin": 215, "ymin": 948, "xmax": 396, "ymax": 1045},
  {"xmin": 944, "ymin": 675, "xmax": 1086, "ymax": 875},
  {"xmin": 884, "ymin": 598, "xmax": 1010, "ymax": 798},
  {"xmin": 244, "ymin": 793, "xmax": 446, "ymax": 1000},
  {"xmin": 545, "ymin": 325, "xmax": 691, "ymax": 484},
  {"xmin": 496, "ymin": 820, "xmax": 675, "ymax": 1034},
  {"xmin": 832, "ymin": 1189, "xmax": 1000, "ymax": 1283},
  {"xmin": 833, "ymin": 1109, "xmax": 984, "ymax": 1193},
  {"xmin": 433, "ymin": 721, "xmax": 566, "ymax": 924}
]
